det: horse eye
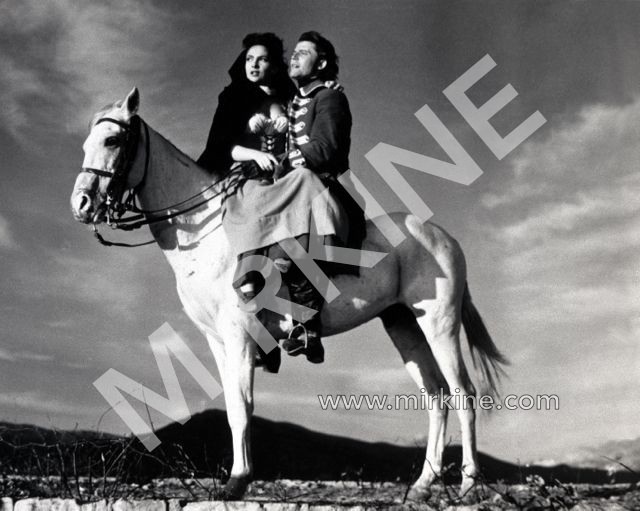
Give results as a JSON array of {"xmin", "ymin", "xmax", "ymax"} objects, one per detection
[{"xmin": 105, "ymin": 136, "xmax": 120, "ymax": 147}]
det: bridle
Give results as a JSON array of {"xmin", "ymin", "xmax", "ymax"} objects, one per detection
[
  {"xmin": 84, "ymin": 116, "xmax": 146, "ymax": 225},
  {"xmin": 82, "ymin": 115, "xmax": 232, "ymax": 248}
]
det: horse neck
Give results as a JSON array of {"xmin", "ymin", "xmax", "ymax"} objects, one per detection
[
  {"xmin": 134, "ymin": 121, "xmax": 230, "ymax": 263},
  {"xmin": 135, "ymin": 123, "xmax": 213, "ymax": 210}
]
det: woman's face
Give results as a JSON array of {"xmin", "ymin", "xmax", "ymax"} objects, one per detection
[{"xmin": 245, "ymin": 45, "xmax": 272, "ymax": 85}]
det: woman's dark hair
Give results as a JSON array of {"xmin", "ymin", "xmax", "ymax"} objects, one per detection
[
  {"xmin": 298, "ymin": 31, "xmax": 339, "ymax": 81},
  {"xmin": 228, "ymin": 32, "xmax": 293, "ymax": 95}
]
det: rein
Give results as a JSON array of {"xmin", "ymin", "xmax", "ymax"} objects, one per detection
[{"xmin": 84, "ymin": 116, "xmax": 232, "ymax": 248}]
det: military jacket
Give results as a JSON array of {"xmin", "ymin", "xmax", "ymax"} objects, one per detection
[{"xmin": 287, "ymin": 80, "xmax": 352, "ymax": 177}]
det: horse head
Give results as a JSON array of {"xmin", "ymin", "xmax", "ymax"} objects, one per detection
[{"xmin": 71, "ymin": 87, "xmax": 142, "ymax": 224}]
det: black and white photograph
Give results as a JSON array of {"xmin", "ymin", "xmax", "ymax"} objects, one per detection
[{"xmin": 1, "ymin": 1, "xmax": 638, "ymax": 509}]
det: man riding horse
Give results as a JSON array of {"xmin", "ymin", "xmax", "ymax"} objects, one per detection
[{"xmin": 279, "ymin": 31, "xmax": 366, "ymax": 356}]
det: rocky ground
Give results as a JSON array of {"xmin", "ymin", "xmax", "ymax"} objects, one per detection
[
  {"xmin": 2, "ymin": 477, "xmax": 638, "ymax": 510},
  {"xmin": 2, "ymin": 421, "xmax": 638, "ymax": 509}
]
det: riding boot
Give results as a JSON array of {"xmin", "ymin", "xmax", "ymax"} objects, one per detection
[{"xmin": 280, "ymin": 265, "xmax": 325, "ymax": 364}]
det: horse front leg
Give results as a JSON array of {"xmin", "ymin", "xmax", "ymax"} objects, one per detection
[{"xmin": 210, "ymin": 323, "xmax": 256, "ymax": 500}]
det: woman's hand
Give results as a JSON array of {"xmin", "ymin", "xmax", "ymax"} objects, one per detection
[
  {"xmin": 273, "ymin": 116, "xmax": 288, "ymax": 133},
  {"xmin": 251, "ymin": 149, "xmax": 279, "ymax": 172},
  {"xmin": 231, "ymin": 145, "xmax": 278, "ymax": 172}
]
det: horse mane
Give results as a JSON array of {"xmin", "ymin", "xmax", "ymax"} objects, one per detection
[{"xmin": 150, "ymin": 124, "xmax": 196, "ymax": 164}]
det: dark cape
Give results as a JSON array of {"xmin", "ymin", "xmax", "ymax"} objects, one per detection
[{"xmin": 197, "ymin": 56, "xmax": 296, "ymax": 173}]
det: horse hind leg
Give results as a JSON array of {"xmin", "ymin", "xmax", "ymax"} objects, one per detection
[
  {"xmin": 414, "ymin": 295, "xmax": 480, "ymax": 499},
  {"xmin": 380, "ymin": 304, "xmax": 450, "ymax": 501}
]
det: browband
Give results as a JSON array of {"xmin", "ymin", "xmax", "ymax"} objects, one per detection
[{"xmin": 95, "ymin": 117, "xmax": 132, "ymax": 130}]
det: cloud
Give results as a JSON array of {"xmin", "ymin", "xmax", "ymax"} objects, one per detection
[
  {"xmin": 0, "ymin": 55, "xmax": 50, "ymax": 138},
  {"xmin": 496, "ymin": 187, "xmax": 639, "ymax": 246},
  {"xmin": 480, "ymin": 98, "xmax": 640, "ymax": 329},
  {"xmin": 473, "ymin": 99, "xmax": 640, "ymax": 459},
  {"xmin": 0, "ymin": 214, "xmax": 19, "ymax": 250},
  {"xmin": 325, "ymin": 367, "xmax": 411, "ymax": 390},
  {"xmin": 0, "ymin": 348, "xmax": 54, "ymax": 363},
  {"xmin": 254, "ymin": 390, "xmax": 320, "ymax": 408},
  {"xmin": 0, "ymin": 2, "xmax": 59, "ymax": 121},
  {"xmin": 44, "ymin": 319, "xmax": 76, "ymax": 329},
  {"xmin": 481, "ymin": 100, "xmax": 640, "ymax": 219},
  {"xmin": 0, "ymin": 391, "xmax": 86, "ymax": 415},
  {"xmin": 7, "ymin": 245, "xmax": 162, "ymax": 317},
  {"xmin": 0, "ymin": 0, "xmax": 180, "ymax": 143}
]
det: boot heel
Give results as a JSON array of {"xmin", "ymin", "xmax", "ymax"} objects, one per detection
[{"xmin": 305, "ymin": 338, "xmax": 325, "ymax": 364}]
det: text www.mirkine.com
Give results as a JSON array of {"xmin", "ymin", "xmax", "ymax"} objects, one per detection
[{"xmin": 318, "ymin": 389, "xmax": 559, "ymax": 411}]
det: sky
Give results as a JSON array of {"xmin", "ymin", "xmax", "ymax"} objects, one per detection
[{"xmin": 0, "ymin": 0, "xmax": 638, "ymax": 464}]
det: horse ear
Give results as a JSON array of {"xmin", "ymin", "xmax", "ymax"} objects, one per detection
[{"xmin": 122, "ymin": 87, "xmax": 140, "ymax": 118}]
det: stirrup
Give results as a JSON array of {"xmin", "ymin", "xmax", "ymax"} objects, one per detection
[{"xmin": 282, "ymin": 323, "xmax": 309, "ymax": 356}]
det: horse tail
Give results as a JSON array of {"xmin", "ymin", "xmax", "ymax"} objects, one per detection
[{"xmin": 461, "ymin": 283, "xmax": 509, "ymax": 398}]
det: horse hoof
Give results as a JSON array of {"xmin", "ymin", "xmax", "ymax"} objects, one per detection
[
  {"xmin": 459, "ymin": 478, "xmax": 480, "ymax": 503},
  {"xmin": 406, "ymin": 484, "xmax": 432, "ymax": 502},
  {"xmin": 219, "ymin": 475, "xmax": 251, "ymax": 500}
]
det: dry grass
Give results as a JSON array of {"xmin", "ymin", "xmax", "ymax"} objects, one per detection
[{"xmin": 1, "ymin": 429, "xmax": 638, "ymax": 509}]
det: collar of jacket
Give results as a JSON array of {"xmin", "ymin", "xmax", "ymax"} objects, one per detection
[{"xmin": 297, "ymin": 79, "xmax": 327, "ymax": 97}]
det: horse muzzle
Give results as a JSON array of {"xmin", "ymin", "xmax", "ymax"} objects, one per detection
[{"xmin": 70, "ymin": 188, "xmax": 106, "ymax": 224}]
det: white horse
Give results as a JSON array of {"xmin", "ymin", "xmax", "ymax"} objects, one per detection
[{"xmin": 71, "ymin": 88, "xmax": 507, "ymax": 501}]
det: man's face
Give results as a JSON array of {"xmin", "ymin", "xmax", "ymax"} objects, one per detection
[{"xmin": 289, "ymin": 41, "xmax": 324, "ymax": 82}]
